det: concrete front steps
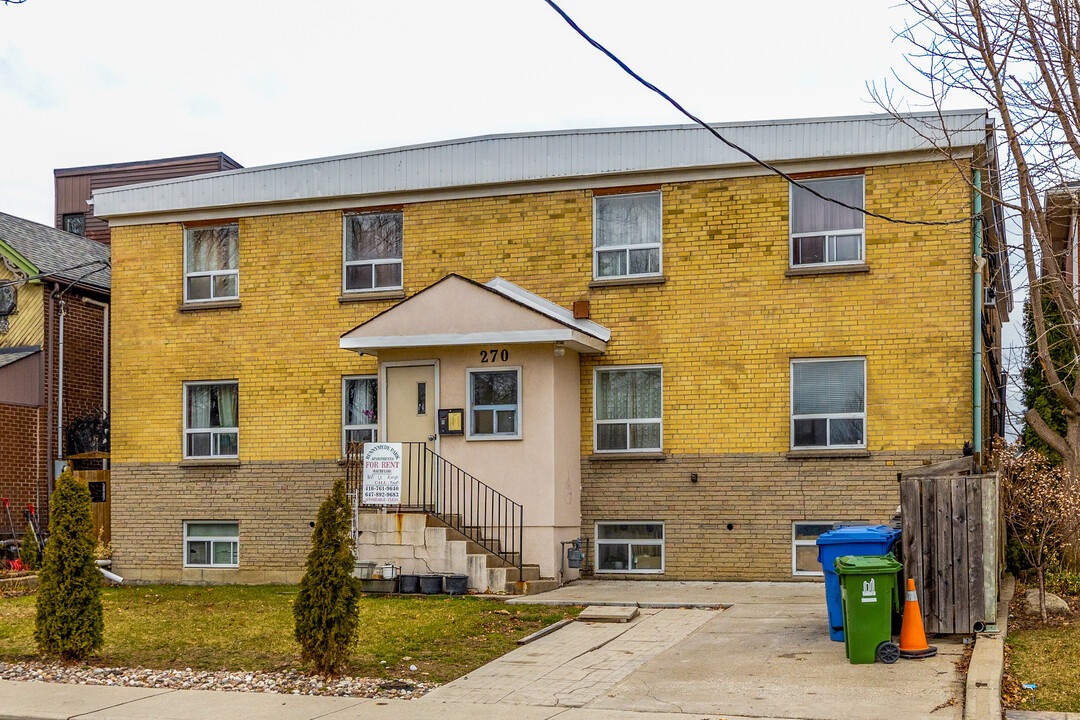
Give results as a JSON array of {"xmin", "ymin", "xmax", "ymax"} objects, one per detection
[{"xmin": 353, "ymin": 511, "xmax": 557, "ymax": 595}]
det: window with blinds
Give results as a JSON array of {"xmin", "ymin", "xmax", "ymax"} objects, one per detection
[{"xmin": 790, "ymin": 358, "xmax": 865, "ymax": 449}]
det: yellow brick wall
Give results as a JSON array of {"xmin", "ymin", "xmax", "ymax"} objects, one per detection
[{"xmin": 110, "ymin": 159, "xmax": 972, "ymax": 465}]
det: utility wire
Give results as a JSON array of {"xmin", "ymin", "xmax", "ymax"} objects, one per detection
[
  {"xmin": 0, "ymin": 259, "xmax": 110, "ymax": 291},
  {"xmin": 542, "ymin": 0, "xmax": 974, "ymax": 227}
]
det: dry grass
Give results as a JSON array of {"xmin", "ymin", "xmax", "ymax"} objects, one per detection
[
  {"xmin": 0, "ymin": 585, "xmax": 578, "ymax": 682},
  {"xmin": 1005, "ymin": 584, "xmax": 1080, "ymax": 713}
]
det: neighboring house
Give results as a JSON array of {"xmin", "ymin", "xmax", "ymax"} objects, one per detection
[
  {"xmin": 0, "ymin": 212, "xmax": 110, "ymax": 537},
  {"xmin": 93, "ymin": 110, "xmax": 1010, "ymax": 587},
  {"xmin": 54, "ymin": 153, "xmax": 242, "ymax": 244}
]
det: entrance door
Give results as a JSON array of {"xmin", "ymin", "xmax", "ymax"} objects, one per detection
[{"xmin": 385, "ymin": 363, "xmax": 437, "ymax": 508}]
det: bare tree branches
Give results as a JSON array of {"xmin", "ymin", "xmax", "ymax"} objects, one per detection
[{"xmin": 883, "ymin": 0, "xmax": 1080, "ymax": 473}]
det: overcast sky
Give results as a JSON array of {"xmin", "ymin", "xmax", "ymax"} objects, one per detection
[{"xmin": 0, "ymin": 0, "xmax": 1026, "ymax": 434}]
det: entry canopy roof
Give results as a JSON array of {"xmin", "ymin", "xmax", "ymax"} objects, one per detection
[{"xmin": 340, "ymin": 275, "xmax": 610, "ymax": 355}]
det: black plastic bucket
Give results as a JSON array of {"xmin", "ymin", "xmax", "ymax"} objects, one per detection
[
  {"xmin": 419, "ymin": 575, "xmax": 443, "ymax": 595},
  {"xmin": 398, "ymin": 574, "xmax": 421, "ymax": 594},
  {"xmin": 445, "ymin": 574, "xmax": 468, "ymax": 595}
]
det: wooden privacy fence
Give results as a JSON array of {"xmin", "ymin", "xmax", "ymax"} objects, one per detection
[
  {"xmin": 71, "ymin": 469, "xmax": 110, "ymax": 546},
  {"xmin": 899, "ymin": 472, "xmax": 1001, "ymax": 634}
]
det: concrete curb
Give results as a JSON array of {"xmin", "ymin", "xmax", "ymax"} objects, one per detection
[{"xmin": 965, "ymin": 574, "xmax": 1015, "ymax": 720}]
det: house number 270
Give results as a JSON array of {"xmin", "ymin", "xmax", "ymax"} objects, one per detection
[{"xmin": 480, "ymin": 348, "xmax": 509, "ymax": 363}]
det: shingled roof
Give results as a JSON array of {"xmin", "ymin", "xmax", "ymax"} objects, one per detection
[{"xmin": 0, "ymin": 211, "xmax": 110, "ymax": 291}]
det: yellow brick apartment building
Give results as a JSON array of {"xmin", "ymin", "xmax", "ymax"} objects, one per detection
[{"xmin": 95, "ymin": 110, "xmax": 1010, "ymax": 586}]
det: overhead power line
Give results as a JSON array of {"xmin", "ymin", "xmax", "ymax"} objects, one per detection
[{"xmin": 542, "ymin": 0, "xmax": 973, "ymax": 227}]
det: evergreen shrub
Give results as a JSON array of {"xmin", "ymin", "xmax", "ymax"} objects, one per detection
[
  {"xmin": 34, "ymin": 470, "xmax": 104, "ymax": 659},
  {"xmin": 293, "ymin": 478, "xmax": 359, "ymax": 675}
]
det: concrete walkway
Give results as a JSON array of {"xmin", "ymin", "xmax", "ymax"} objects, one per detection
[{"xmin": 0, "ymin": 581, "xmax": 969, "ymax": 720}]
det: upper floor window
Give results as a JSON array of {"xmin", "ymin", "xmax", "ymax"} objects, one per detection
[
  {"xmin": 343, "ymin": 211, "xmax": 403, "ymax": 292},
  {"xmin": 62, "ymin": 213, "xmax": 85, "ymax": 236},
  {"xmin": 184, "ymin": 223, "xmax": 239, "ymax": 302},
  {"xmin": 184, "ymin": 381, "xmax": 238, "ymax": 458},
  {"xmin": 343, "ymin": 375, "xmax": 378, "ymax": 453},
  {"xmin": 790, "ymin": 358, "xmax": 865, "ymax": 449},
  {"xmin": 789, "ymin": 177, "xmax": 864, "ymax": 267},
  {"xmin": 593, "ymin": 191, "xmax": 662, "ymax": 279},
  {"xmin": 468, "ymin": 368, "xmax": 521, "ymax": 439},
  {"xmin": 594, "ymin": 366, "xmax": 662, "ymax": 452}
]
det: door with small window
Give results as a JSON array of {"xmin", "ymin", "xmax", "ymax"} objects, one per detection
[{"xmin": 385, "ymin": 363, "xmax": 437, "ymax": 507}]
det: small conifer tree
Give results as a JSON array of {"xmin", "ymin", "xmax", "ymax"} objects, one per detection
[
  {"xmin": 34, "ymin": 470, "xmax": 104, "ymax": 660},
  {"xmin": 293, "ymin": 478, "xmax": 359, "ymax": 675},
  {"xmin": 20, "ymin": 524, "xmax": 39, "ymax": 570}
]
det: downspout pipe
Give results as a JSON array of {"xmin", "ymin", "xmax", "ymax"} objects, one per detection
[
  {"xmin": 973, "ymin": 170, "xmax": 984, "ymax": 459},
  {"xmin": 57, "ymin": 297, "xmax": 66, "ymax": 464}
]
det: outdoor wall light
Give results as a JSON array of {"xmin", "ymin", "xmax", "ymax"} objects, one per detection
[
  {"xmin": 554, "ymin": 341, "xmax": 565, "ymax": 357},
  {"xmin": 690, "ymin": 473, "xmax": 698, "ymax": 483}
]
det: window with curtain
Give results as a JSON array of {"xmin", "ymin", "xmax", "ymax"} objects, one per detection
[
  {"xmin": 343, "ymin": 211, "xmax": 403, "ymax": 292},
  {"xmin": 184, "ymin": 521, "xmax": 239, "ymax": 567},
  {"xmin": 184, "ymin": 224, "xmax": 239, "ymax": 302},
  {"xmin": 185, "ymin": 381, "xmax": 239, "ymax": 458},
  {"xmin": 469, "ymin": 368, "xmax": 520, "ymax": 438},
  {"xmin": 790, "ymin": 358, "xmax": 865, "ymax": 448},
  {"xmin": 789, "ymin": 176, "xmax": 864, "ymax": 266},
  {"xmin": 593, "ymin": 192, "xmax": 662, "ymax": 279},
  {"xmin": 343, "ymin": 376, "xmax": 378, "ymax": 453},
  {"xmin": 594, "ymin": 366, "xmax": 662, "ymax": 452}
]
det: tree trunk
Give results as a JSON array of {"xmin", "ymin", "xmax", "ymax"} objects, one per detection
[{"xmin": 1038, "ymin": 563, "xmax": 1047, "ymax": 623}]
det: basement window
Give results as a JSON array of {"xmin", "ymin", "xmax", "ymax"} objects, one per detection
[
  {"xmin": 184, "ymin": 521, "xmax": 239, "ymax": 567},
  {"xmin": 595, "ymin": 522, "xmax": 664, "ymax": 573}
]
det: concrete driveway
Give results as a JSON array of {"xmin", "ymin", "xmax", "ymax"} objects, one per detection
[{"xmin": 426, "ymin": 581, "xmax": 966, "ymax": 720}]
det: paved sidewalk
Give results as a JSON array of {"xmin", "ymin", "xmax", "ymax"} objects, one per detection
[
  {"xmin": 0, "ymin": 581, "xmax": 969, "ymax": 720},
  {"xmin": 423, "ymin": 608, "xmax": 716, "ymax": 708},
  {"xmin": 504, "ymin": 579, "xmax": 822, "ymax": 608}
]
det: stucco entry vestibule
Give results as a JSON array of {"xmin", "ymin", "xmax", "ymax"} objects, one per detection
[{"xmin": 339, "ymin": 274, "xmax": 610, "ymax": 579}]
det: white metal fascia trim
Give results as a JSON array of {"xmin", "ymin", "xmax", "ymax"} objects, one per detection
[
  {"xmin": 99, "ymin": 148, "xmax": 977, "ymax": 227},
  {"xmin": 339, "ymin": 329, "xmax": 607, "ymax": 353},
  {"xmin": 484, "ymin": 277, "xmax": 611, "ymax": 341}
]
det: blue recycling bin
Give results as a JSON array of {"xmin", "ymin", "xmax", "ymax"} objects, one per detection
[{"xmin": 816, "ymin": 525, "xmax": 900, "ymax": 641}]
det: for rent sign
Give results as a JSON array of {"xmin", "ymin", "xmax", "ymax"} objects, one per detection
[{"xmin": 362, "ymin": 443, "xmax": 403, "ymax": 505}]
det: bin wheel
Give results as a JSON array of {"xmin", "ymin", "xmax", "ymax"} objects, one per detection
[{"xmin": 876, "ymin": 641, "xmax": 900, "ymax": 664}]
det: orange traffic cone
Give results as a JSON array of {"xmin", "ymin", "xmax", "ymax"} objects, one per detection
[{"xmin": 899, "ymin": 578, "xmax": 937, "ymax": 658}]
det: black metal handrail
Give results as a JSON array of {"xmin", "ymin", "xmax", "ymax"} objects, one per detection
[{"xmin": 346, "ymin": 441, "xmax": 524, "ymax": 570}]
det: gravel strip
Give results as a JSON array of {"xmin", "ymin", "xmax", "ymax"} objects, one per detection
[{"xmin": 0, "ymin": 661, "xmax": 437, "ymax": 698}]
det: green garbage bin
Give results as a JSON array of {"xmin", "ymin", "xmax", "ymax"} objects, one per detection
[{"xmin": 835, "ymin": 554, "xmax": 902, "ymax": 664}]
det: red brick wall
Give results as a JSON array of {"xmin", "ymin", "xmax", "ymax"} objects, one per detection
[
  {"xmin": 50, "ymin": 294, "xmax": 108, "ymax": 450},
  {"xmin": 0, "ymin": 402, "xmax": 46, "ymax": 540}
]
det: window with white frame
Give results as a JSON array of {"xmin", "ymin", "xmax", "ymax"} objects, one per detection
[
  {"xmin": 789, "ymin": 176, "xmax": 865, "ymax": 267},
  {"xmin": 184, "ymin": 521, "xmax": 239, "ymax": 567},
  {"xmin": 184, "ymin": 223, "xmax": 239, "ymax": 302},
  {"xmin": 343, "ymin": 376, "xmax": 378, "ymax": 452},
  {"xmin": 594, "ymin": 366, "xmax": 662, "ymax": 452},
  {"xmin": 468, "ymin": 368, "xmax": 520, "ymax": 438},
  {"xmin": 790, "ymin": 358, "xmax": 865, "ymax": 449},
  {"xmin": 343, "ymin": 211, "xmax": 403, "ymax": 292},
  {"xmin": 596, "ymin": 522, "xmax": 664, "ymax": 573},
  {"xmin": 792, "ymin": 522, "xmax": 834, "ymax": 576},
  {"xmin": 184, "ymin": 381, "xmax": 239, "ymax": 458},
  {"xmin": 593, "ymin": 191, "xmax": 662, "ymax": 279}
]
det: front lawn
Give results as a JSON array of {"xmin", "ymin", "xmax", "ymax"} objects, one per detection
[
  {"xmin": 0, "ymin": 585, "xmax": 578, "ymax": 682},
  {"xmin": 1005, "ymin": 585, "xmax": 1080, "ymax": 713}
]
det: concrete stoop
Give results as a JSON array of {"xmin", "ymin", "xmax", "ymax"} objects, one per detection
[{"xmin": 353, "ymin": 511, "xmax": 551, "ymax": 594}]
